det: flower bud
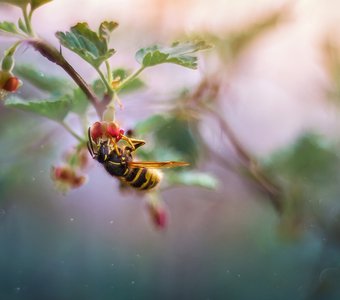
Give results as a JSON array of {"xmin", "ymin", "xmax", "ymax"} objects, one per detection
[
  {"xmin": 1, "ymin": 55, "xmax": 14, "ymax": 72},
  {"xmin": 90, "ymin": 121, "xmax": 103, "ymax": 142},
  {"xmin": 0, "ymin": 70, "xmax": 10, "ymax": 89},
  {"xmin": 3, "ymin": 76, "xmax": 20, "ymax": 92},
  {"xmin": 51, "ymin": 165, "xmax": 87, "ymax": 192},
  {"xmin": 146, "ymin": 201, "xmax": 167, "ymax": 229},
  {"xmin": 107, "ymin": 121, "xmax": 120, "ymax": 138}
]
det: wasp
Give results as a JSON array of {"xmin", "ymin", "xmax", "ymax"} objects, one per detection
[{"xmin": 87, "ymin": 128, "xmax": 189, "ymax": 190}]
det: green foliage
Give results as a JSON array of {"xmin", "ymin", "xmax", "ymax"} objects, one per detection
[
  {"xmin": 265, "ymin": 133, "xmax": 338, "ymax": 184},
  {"xmin": 264, "ymin": 133, "xmax": 340, "ymax": 239},
  {"xmin": 30, "ymin": 0, "xmax": 53, "ymax": 10},
  {"xmin": 167, "ymin": 171, "xmax": 218, "ymax": 189},
  {"xmin": 98, "ymin": 21, "xmax": 118, "ymax": 44},
  {"xmin": 0, "ymin": 21, "xmax": 20, "ymax": 35},
  {"xmin": 93, "ymin": 68, "xmax": 144, "ymax": 96},
  {"xmin": 14, "ymin": 64, "xmax": 73, "ymax": 95},
  {"xmin": 18, "ymin": 18, "xmax": 28, "ymax": 34},
  {"xmin": 135, "ymin": 114, "xmax": 200, "ymax": 165},
  {"xmin": 0, "ymin": 0, "xmax": 52, "ymax": 9},
  {"xmin": 5, "ymin": 96, "xmax": 71, "ymax": 121},
  {"xmin": 56, "ymin": 22, "xmax": 116, "ymax": 68},
  {"xmin": 68, "ymin": 88, "xmax": 88, "ymax": 115},
  {"xmin": 0, "ymin": 0, "xmax": 29, "ymax": 8},
  {"xmin": 135, "ymin": 41, "xmax": 211, "ymax": 69},
  {"xmin": 112, "ymin": 68, "xmax": 144, "ymax": 93}
]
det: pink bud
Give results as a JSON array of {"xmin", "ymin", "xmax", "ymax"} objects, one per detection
[
  {"xmin": 106, "ymin": 122, "xmax": 120, "ymax": 138},
  {"xmin": 90, "ymin": 122, "xmax": 103, "ymax": 142},
  {"xmin": 3, "ymin": 76, "xmax": 20, "ymax": 92},
  {"xmin": 147, "ymin": 201, "xmax": 167, "ymax": 229}
]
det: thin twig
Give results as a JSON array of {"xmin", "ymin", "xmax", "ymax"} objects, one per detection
[
  {"xmin": 185, "ymin": 77, "xmax": 283, "ymax": 213},
  {"xmin": 59, "ymin": 121, "xmax": 85, "ymax": 143}
]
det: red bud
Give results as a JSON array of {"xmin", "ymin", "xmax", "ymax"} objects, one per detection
[
  {"xmin": 90, "ymin": 122, "xmax": 103, "ymax": 142},
  {"xmin": 107, "ymin": 122, "xmax": 120, "ymax": 138},
  {"xmin": 3, "ymin": 76, "xmax": 19, "ymax": 92},
  {"xmin": 147, "ymin": 201, "xmax": 167, "ymax": 229}
]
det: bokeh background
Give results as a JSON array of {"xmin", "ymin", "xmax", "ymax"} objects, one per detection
[{"xmin": 2, "ymin": 0, "xmax": 340, "ymax": 299}]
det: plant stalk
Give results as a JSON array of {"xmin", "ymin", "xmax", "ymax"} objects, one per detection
[
  {"xmin": 116, "ymin": 66, "xmax": 145, "ymax": 92},
  {"xmin": 26, "ymin": 38, "xmax": 104, "ymax": 117},
  {"xmin": 59, "ymin": 121, "xmax": 85, "ymax": 143}
]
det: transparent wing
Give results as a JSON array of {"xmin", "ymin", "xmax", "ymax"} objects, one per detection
[{"xmin": 128, "ymin": 161, "xmax": 189, "ymax": 169}]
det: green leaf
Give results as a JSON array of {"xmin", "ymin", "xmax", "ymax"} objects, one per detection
[
  {"xmin": 0, "ymin": 21, "xmax": 20, "ymax": 35},
  {"xmin": 5, "ymin": 96, "xmax": 71, "ymax": 121},
  {"xmin": 264, "ymin": 133, "xmax": 339, "ymax": 184},
  {"xmin": 135, "ymin": 114, "xmax": 166, "ymax": 135},
  {"xmin": 18, "ymin": 18, "xmax": 28, "ymax": 34},
  {"xmin": 0, "ymin": 0, "xmax": 53, "ymax": 9},
  {"xmin": 30, "ymin": 0, "xmax": 53, "ymax": 10},
  {"xmin": 92, "ymin": 78, "xmax": 105, "ymax": 97},
  {"xmin": 68, "ymin": 88, "xmax": 88, "ymax": 115},
  {"xmin": 167, "ymin": 171, "xmax": 219, "ymax": 189},
  {"xmin": 56, "ymin": 22, "xmax": 116, "ymax": 68},
  {"xmin": 135, "ymin": 40, "xmax": 211, "ymax": 69},
  {"xmin": 92, "ymin": 68, "xmax": 145, "ymax": 96},
  {"xmin": 14, "ymin": 64, "xmax": 73, "ymax": 95},
  {"xmin": 99, "ymin": 21, "xmax": 118, "ymax": 44},
  {"xmin": 112, "ymin": 68, "xmax": 144, "ymax": 94},
  {"xmin": 135, "ymin": 114, "xmax": 200, "ymax": 164},
  {"xmin": 0, "ymin": 0, "xmax": 29, "ymax": 8}
]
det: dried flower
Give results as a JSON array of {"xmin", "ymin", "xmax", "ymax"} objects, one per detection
[{"xmin": 51, "ymin": 165, "xmax": 87, "ymax": 193}]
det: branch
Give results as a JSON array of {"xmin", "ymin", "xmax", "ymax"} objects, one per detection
[
  {"xmin": 26, "ymin": 38, "xmax": 104, "ymax": 117},
  {"xmin": 185, "ymin": 77, "xmax": 283, "ymax": 213}
]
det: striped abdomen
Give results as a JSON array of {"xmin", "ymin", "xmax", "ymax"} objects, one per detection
[{"xmin": 121, "ymin": 167, "xmax": 162, "ymax": 190}]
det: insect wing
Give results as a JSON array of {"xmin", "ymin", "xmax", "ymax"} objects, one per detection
[{"xmin": 128, "ymin": 161, "xmax": 189, "ymax": 169}]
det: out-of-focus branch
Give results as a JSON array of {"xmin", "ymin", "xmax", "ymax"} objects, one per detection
[{"xmin": 185, "ymin": 77, "xmax": 283, "ymax": 213}]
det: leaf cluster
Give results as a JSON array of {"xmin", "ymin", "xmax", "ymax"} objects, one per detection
[
  {"xmin": 136, "ymin": 41, "xmax": 211, "ymax": 69},
  {"xmin": 134, "ymin": 113, "xmax": 218, "ymax": 190},
  {"xmin": 56, "ymin": 22, "xmax": 117, "ymax": 68}
]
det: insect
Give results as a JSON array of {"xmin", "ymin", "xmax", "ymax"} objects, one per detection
[{"xmin": 87, "ymin": 127, "xmax": 189, "ymax": 190}]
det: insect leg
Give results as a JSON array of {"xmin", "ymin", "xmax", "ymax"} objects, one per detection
[
  {"xmin": 121, "ymin": 136, "xmax": 146, "ymax": 152},
  {"xmin": 87, "ymin": 127, "xmax": 96, "ymax": 157}
]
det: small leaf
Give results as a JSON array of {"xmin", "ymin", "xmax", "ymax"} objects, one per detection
[
  {"xmin": 68, "ymin": 88, "xmax": 88, "ymax": 115},
  {"xmin": 0, "ymin": 0, "xmax": 29, "ymax": 8},
  {"xmin": 167, "ymin": 171, "xmax": 219, "ymax": 189},
  {"xmin": 14, "ymin": 64, "xmax": 73, "ymax": 95},
  {"xmin": 18, "ymin": 18, "xmax": 28, "ymax": 34},
  {"xmin": 30, "ymin": 0, "xmax": 53, "ymax": 10},
  {"xmin": 135, "ymin": 40, "xmax": 211, "ymax": 69},
  {"xmin": 99, "ymin": 21, "xmax": 118, "ymax": 44},
  {"xmin": 5, "ymin": 96, "xmax": 70, "ymax": 121},
  {"xmin": 135, "ymin": 114, "xmax": 201, "ymax": 164},
  {"xmin": 112, "ymin": 68, "xmax": 144, "ymax": 94},
  {"xmin": 56, "ymin": 22, "xmax": 116, "ymax": 68},
  {"xmin": 92, "ymin": 68, "xmax": 145, "ymax": 96},
  {"xmin": 135, "ymin": 114, "xmax": 167, "ymax": 135},
  {"xmin": 92, "ymin": 78, "xmax": 105, "ymax": 97},
  {"xmin": 0, "ymin": 21, "xmax": 20, "ymax": 35}
]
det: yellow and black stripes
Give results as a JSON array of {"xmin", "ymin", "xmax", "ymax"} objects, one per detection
[{"xmin": 121, "ymin": 168, "xmax": 161, "ymax": 190}]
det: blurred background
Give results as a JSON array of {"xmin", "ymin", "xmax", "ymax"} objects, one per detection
[{"xmin": 2, "ymin": 0, "xmax": 340, "ymax": 299}]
